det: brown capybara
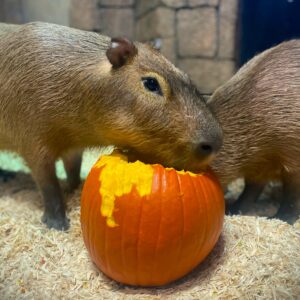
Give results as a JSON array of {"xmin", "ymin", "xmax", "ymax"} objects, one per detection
[
  {"xmin": 208, "ymin": 40, "xmax": 300, "ymax": 224},
  {"xmin": 0, "ymin": 22, "xmax": 223, "ymax": 230}
]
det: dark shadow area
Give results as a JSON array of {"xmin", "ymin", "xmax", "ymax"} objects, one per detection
[
  {"xmin": 0, "ymin": 170, "xmax": 35, "ymax": 196},
  {"xmin": 101, "ymin": 234, "xmax": 226, "ymax": 296},
  {"xmin": 237, "ymin": 0, "xmax": 300, "ymax": 67}
]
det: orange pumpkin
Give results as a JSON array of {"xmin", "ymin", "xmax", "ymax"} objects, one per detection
[{"xmin": 81, "ymin": 153, "xmax": 224, "ymax": 286}]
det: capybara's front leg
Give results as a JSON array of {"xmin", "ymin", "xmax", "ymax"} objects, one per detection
[{"xmin": 28, "ymin": 154, "xmax": 69, "ymax": 230}]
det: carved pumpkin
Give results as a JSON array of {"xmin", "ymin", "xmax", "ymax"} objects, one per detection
[{"xmin": 81, "ymin": 153, "xmax": 224, "ymax": 286}]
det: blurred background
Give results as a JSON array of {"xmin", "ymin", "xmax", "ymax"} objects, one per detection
[
  {"xmin": 1, "ymin": 0, "xmax": 300, "ymax": 95},
  {"xmin": 0, "ymin": 0, "xmax": 300, "ymax": 177}
]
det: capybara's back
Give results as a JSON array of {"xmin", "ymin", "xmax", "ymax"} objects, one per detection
[{"xmin": 0, "ymin": 22, "xmax": 111, "ymax": 155}]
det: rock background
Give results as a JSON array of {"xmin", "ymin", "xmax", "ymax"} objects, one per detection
[{"xmin": 0, "ymin": 0, "xmax": 239, "ymax": 95}]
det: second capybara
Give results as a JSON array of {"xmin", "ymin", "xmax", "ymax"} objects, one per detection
[{"xmin": 208, "ymin": 39, "xmax": 300, "ymax": 224}]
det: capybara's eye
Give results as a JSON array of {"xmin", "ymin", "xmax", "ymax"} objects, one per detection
[{"xmin": 142, "ymin": 77, "xmax": 163, "ymax": 96}]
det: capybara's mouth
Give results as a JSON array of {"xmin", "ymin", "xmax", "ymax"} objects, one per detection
[
  {"xmin": 113, "ymin": 147, "xmax": 157, "ymax": 165},
  {"xmin": 186, "ymin": 155, "xmax": 215, "ymax": 173},
  {"xmin": 113, "ymin": 147, "xmax": 212, "ymax": 173}
]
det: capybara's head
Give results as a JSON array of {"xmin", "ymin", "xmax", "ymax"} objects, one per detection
[{"xmin": 99, "ymin": 38, "xmax": 223, "ymax": 171}]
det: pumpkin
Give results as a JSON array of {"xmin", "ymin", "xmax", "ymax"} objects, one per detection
[{"xmin": 80, "ymin": 153, "xmax": 224, "ymax": 287}]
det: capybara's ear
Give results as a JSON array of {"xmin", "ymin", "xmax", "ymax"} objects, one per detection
[
  {"xmin": 147, "ymin": 38, "xmax": 162, "ymax": 51},
  {"xmin": 106, "ymin": 37, "xmax": 138, "ymax": 68}
]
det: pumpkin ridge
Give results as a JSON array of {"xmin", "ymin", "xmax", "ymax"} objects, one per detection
[
  {"xmin": 208, "ymin": 177, "xmax": 224, "ymax": 247},
  {"xmin": 171, "ymin": 170, "xmax": 185, "ymax": 280},
  {"xmin": 199, "ymin": 177, "xmax": 212, "ymax": 259},
  {"xmin": 81, "ymin": 168, "xmax": 100, "ymax": 236},
  {"xmin": 189, "ymin": 178, "xmax": 207, "ymax": 264},
  {"xmin": 135, "ymin": 189, "xmax": 145, "ymax": 286},
  {"xmin": 151, "ymin": 165, "xmax": 163, "ymax": 280},
  {"xmin": 119, "ymin": 198, "xmax": 127, "ymax": 283},
  {"xmin": 102, "ymin": 207, "xmax": 113, "ymax": 278},
  {"xmin": 87, "ymin": 175, "xmax": 101, "ymax": 269},
  {"xmin": 203, "ymin": 177, "xmax": 217, "ymax": 250}
]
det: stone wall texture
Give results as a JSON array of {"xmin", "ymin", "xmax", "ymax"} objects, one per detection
[
  {"xmin": 134, "ymin": 0, "xmax": 238, "ymax": 94},
  {"xmin": 0, "ymin": 0, "xmax": 238, "ymax": 94},
  {"xmin": 0, "ymin": 0, "xmax": 70, "ymax": 26},
  {"xmin": 70, "ymin": 0, "xmax": 134, "ymax": 39}
]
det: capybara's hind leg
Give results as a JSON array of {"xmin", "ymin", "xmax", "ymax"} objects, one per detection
[
  {"xmin": 227, "ymin": 180, "xmax": 265, "ymax": 215},
  {"xmin": 275, "ymin": 171, "xmax": 300, "ymax": 224},
  {"xmin": 62, "ymin": 149, "xmax": 82, "ymax": 192}
]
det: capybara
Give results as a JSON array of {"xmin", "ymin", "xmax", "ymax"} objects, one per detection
[
  {"xmin": 0, "ymin": 22, "xmax": 222, "ymax": 230},
  {"xmin": 208, "ymin": 40, "xmax": 300, "ymax": 224}
]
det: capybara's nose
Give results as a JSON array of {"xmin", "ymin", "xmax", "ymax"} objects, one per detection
[
  {"xmin": 195, "ymin": 139, "xmax": 222, "ymax": 159},
  {"xmin": 196, "ymin": 142, "xmax": 213, "ymax": 156}
]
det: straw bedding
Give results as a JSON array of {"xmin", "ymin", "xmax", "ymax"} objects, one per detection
[{"xmin": 0, "ymin": 172, "xmax": 299, "ymax": 300}]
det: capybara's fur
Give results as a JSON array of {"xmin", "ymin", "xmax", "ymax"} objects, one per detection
[
  {"xmin": 208, "ymin": 40, "xmax": 300, "ymax": 223},
  {"xmin": 0, "ymin": 22, "xmax": 222, "ymax": 230}
]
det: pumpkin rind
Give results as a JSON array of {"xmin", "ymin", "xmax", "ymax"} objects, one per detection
[{"xmin": 81, "ymin": 154, "xmax": 224, "ymax": 286}]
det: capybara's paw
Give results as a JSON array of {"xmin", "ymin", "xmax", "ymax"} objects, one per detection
[
  {"xmin": 226, "ymin": 201, "xmax": 255, "ymax": 216},
  {"xmin": 42, "ymin": 213, "xmax": 70, "ymax": 231},
  {"xmin": 273, "ymin": 210, "xmax": 299, "ymax": 225}
]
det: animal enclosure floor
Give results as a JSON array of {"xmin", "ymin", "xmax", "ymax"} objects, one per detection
[{"xmin": 0, "ymin": 172, "xmax": 299, "ymax": 300}]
